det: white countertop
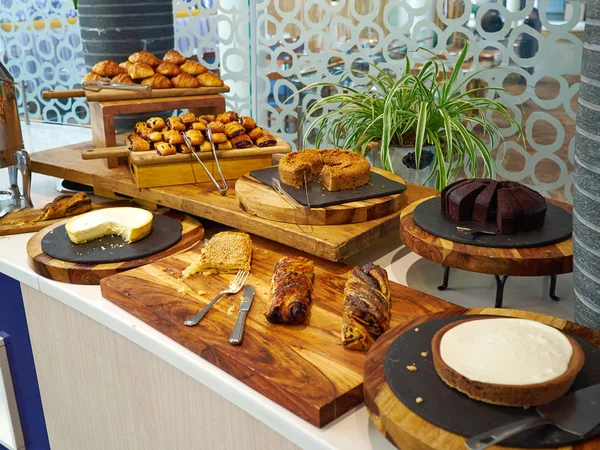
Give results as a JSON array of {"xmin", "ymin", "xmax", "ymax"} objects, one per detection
[{"xmin": 0, "ymin": 122, "xmax": 576, "ymax": 450}]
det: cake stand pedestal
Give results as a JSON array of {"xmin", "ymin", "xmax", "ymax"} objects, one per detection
[{"xmin": 399, "ymin": 197, "xmax": 573, "ymax": 308}]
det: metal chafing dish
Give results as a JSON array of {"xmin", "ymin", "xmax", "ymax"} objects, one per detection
[{"xmin": 0, "ymin": 61, "xmax": 32, "ymax": 218}]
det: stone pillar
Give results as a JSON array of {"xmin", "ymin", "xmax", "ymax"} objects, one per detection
[{"xmin": 574, "ymin": 0, "xmax": 600, "ymax": 329}]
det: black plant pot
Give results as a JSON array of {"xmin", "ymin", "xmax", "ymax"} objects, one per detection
[{"xmin": 78, "ymin": 0, "xmax": 175, "ymax": 131}]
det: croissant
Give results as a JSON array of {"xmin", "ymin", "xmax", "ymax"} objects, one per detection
[
  {"xmin": 163, "ymin": 49, "xmax": 186, "ymax": 66},
  {"xmin": 185, "ymin": 129, "xmax": 204, "ymax": 146},
  {"xmin": 224, "ymin": 121, "xmax": 245, "ymax": 139},
  {"xmin": 256, "ymin": 133, "xmax": 277, "ymax": 147},
  {"xmin": 127, "ymin": 133, "xmax": 151, "ymax": 152},
  {"xmin": 217, "ymin": 140, "xmax": 233, "ymax": 150},
  {"xmin": 147, "ymin": 117, "xmax": 166, "ymax": 130},
  {"xmin": 129, "ymin": 51, "xmax": 161, "ymax": 68},
  {"xmin": 231, "ymin": 134, "xmax": 253, "ymax": 149},
  {"xmin": 156, "ymin": 61, "xmax": 182, "ymax": 77},
  {"xmin": 37, "ymin": 192, "xmax": 92, "ymax": 221},
  {"xmin": 155, "ymin": 142, "xmax": 177, "ymax": 156},
  {"xmin": 211, "ymin": 132, "xmax": 227, "ymax": 144},
  {"xmin": 92, "ymin": 60, "xmax": 125, "ymax": 77},
  {"xmin": 166, "ymin": 117, "xmax": 186, "ymax": 131},
  {"xmin": 171, "ymin": 73, "xmax": 199, "ymax": 88},
  {"xmin": 266, "ymin": 256, "xmax": 314, "ymax": 325},
  {"xmin": 112, "ymin": 73, "xmax": 135, "ymax": 84},
  {"xmin": 179, "ymin": 112, "xmax": 197, "ymax": 124},
  {"xmin": 128, "ymin": 63, "xmax": 154, "ymax": 80},
  {"xmin": 341, "ymin": 263, "xmax": 391, "ymax": 351},
  {"xmin": 141, "ymin": 74, "xmax": 172, "ymax": 89},
  {"xmin": 248, "ymin": 127, "xmax": 264, "ymax": 142},
  {"xmin": 207, "ymin": 121, "xmax": 225, "ymax": 133},
  {"xmin": 196, "ymin": 72, "xmax": 224, "ymax": 87},
  {"xmin": 163, "ymin": 130, "xmax": 184, "ymax": 145},
  {"xmin": 134, "ymin": 122, "xmax": 149, "ymax": 133},
  {"xmin": 199, "ymin": 141, "xmax": 212, "ymax": 152},
  {"xmin": 240, "ymin": 116, "xmax": 256, "ymax": 130},
  {"xmin": 191, "ymin": 121, "xmax": 207, "ymax": 131},
  {"xmin": 82, "ymin": 72, "xmax": 101, "ymax": 83},
  {"xmin": 119, "ymin": 61, "xmax": 133, "ymax": 70},
  {"xmin": 180, "ymin": 60, "xmax": 207, "ymax": 76}
]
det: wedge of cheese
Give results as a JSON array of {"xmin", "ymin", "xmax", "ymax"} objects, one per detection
[{"xmin": 65, "ymin": 207, "xmax": 153, "ymax": 244}]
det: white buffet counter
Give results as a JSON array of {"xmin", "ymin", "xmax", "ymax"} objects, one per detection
[{"xmin": 0, "ymin": 122, "xmax": 576, "ymax": 449}]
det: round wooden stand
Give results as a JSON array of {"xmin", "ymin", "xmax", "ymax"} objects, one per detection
[
  {"xmin": 27, "ymin": 209, "xmax": 204, "ymax": 285},
  {"xmin": 235, "ymin": 168, "xmax": 407, "ymax": 225},
  {"xmin": 363, "ymin": 308, "xmax": 600, "ymax": 450},
  {"xmin": 400, "ymin": 197, "xmax": 573, "ymax": 307}
]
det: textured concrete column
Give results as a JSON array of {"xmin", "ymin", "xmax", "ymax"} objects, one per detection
[{"xmin": 574, "ymin": 0, "xmax": 600, "ymax": 329}]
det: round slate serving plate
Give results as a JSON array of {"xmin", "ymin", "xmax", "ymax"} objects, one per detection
[
  {"xmin": 383, "ymin": 315, "xmax": 600, "ymax": 448},
  {"xmin": 413, "ymin": 197, "xmax": 572, "ymax": 248},
  {"xmin": 41, "ymin": 214, "xmax": 182, "ymax": 264}
]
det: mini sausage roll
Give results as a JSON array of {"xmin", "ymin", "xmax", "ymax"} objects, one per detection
[
  {"xmin": 231, "ymin": 134, "xmax": 253, "ymax": 149},
  {"xmin": 179, "ymin": 112, "xmax": 197, "ymax": 125},
  {"xmin": 199, "ymin": 141, "xmax": 212, "ymax": 152},
  {"xmin": 210, "ymin": 132, "xmax": 228, "ymax": 144},
  {"xmin": 178, "ymin": 144, "xmax": 194, "ymax": 154},
  {"xmin": 217, "ymin": 140, "xmax": 233, "ymax": 150},
  {"xmin": 166, "ymin": 117, "xmax": 186, "ymax": 131},
  {"xmin": 224, "ymin": 121, "xmax": 245, "ymax": 139},
  {"xmin": 155, "ymin": 142, "xmax": 177, "ymax": 156},
  {"xmin": 256, "ymin": 133, "xmax": 277, "ymax": 147},
  {"xmin": 135, "ymin": 121, "xmax": 149, "ymax": 133},
  {"xmin": 191, "ymin": 121, "xmax": 207, "ymax": 131},
  {"xmin": 248, "ymin": 127, "xmax": 264, "ymax": 142},
  {"xmin": 127, "ymin": 133, "xmax": 150, "ymax": 152},
  {"xmin": 148, "ymin": 131, "xmax": 164, "ymax": 142},
  {"xmin": 207, "ymin": 121, "xmax": 225, "ymax": 133},
  {"xmin": 163, "ymin": 129, "xmax": 184, "ymax": 145},
  {"xmin": 147, "ymin": 117, "xmax": 166, "ymax": 130},
  {"xmin": 185, "ymin": 129, "xmax": 204, "ymax": 146},
  {"xmin": 199, "ymin": 114, "xmax": 215, "ymax": 122},
  {"xmin": 216, "ymin": 112, "xmax": 231, "ymax": 124},
  {"xmin": 240, "ymin": 116, "xmax": 256, "ymax": 130}
]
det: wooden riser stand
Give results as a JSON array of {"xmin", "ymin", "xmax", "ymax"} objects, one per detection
[{"xmin": 90, "ymin": 94, "xmax": 226, "ymax": 168}]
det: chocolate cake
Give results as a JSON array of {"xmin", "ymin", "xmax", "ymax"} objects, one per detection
[{"xmin": 440, "ymin": 178, "xmax": 547, "ymax": 234}]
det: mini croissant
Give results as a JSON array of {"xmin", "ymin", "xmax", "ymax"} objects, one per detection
[
  {"xmin": 156, "ymin": 61, "xmax": 182, "ymax": 77},
  {"xmin": 141, "ymin": 73, "xmax": 172, "ymax": 89},
  {"xmin": 111, "ymin": 73, "xmax": 135, "ymax": 84},
  {"xmin": 82, "ymin": 72, "xmax": 101, "ymax": 83},
  {"xmin": 163, "ymin": 49, "xmax": 186, "ymax": 66},
  {"xmin": 92, "ymin": 60, "xmax": 125, "ymax": 77},
  {"xmin": 171, "ymin": 73, "xmax": 199, "ymax": 88},
  {"xmin": 180, "ymin": 60, "xmax": 207, "ymax": 76},
  {"xmin": 196, "ymin": 72, "xmax": 224, "ymax": 87},
  {"xmin": 129, "ymin": 51, "xmax": 161, "ymax": 68},
  {"xmin": 128, "ymin": 63, "xmax": 154, "ymax": 80}
]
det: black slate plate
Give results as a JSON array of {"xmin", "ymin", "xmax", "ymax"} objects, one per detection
[
  {"xmin": 41, "ymin": 214, "xmax": 182, "ymax": 264},
  {"xmin": 413, "ymin": 197, "xmax": 572, "ymax": 248},
  {"xmin": 249, "ymin": 166, "xmax": 407, "ymax": 208},
  {"xmin": 384, "ymin": 315, "xmax": 600, "ymax": 448}
]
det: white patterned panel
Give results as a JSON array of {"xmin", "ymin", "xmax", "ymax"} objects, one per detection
[{"xmin": 255, "ymin": 0, "xmax": 582, "ymax": 202}]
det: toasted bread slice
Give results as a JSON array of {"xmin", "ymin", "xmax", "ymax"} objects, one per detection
[{"xmin": 183, "ymin": 232, "xmax": 252, "ymax": 278}]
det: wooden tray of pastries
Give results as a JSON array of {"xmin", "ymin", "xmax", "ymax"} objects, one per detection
[{"xmin": 42, "ymin": 50, "xmax": 230, "ymax": 102}]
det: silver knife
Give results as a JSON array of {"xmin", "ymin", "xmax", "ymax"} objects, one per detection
[
  {"xmin": 465, "ymin": 383, "xmax": 600, "ymax": 449},
  {"xmin": 229, "ymin": 285, "xmax": 254, "ymax": 345}
]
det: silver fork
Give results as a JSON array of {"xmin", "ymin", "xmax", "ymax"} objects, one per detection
[{"xmin": 183, "ymin": 270, "xmax": 249, "ymax": 326}]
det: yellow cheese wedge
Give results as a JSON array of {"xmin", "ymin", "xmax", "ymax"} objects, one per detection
[{"xmin": 65, "ymin": 207, "xmax": 153, "ymax": 244}]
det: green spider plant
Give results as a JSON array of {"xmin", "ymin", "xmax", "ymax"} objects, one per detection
[{"xmin": 294, "ymin": 44, "xmax": 523, "ymax": 189}]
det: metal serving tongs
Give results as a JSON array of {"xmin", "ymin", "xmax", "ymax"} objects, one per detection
[
  {"xmin": 82, "ymin": 77, "xmax": 152, "ymax": 94},
  {"xmin": 180, "ymin": 129, "xmax": 228, "ymax": 195},
  {"xmin": 271, "ymin": 174, "xmax": 311, "ymax": 217}
]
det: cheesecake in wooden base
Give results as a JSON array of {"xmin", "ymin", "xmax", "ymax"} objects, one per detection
[{"xmin": 432, "ymin": 317, "xmax": 584, "ymax": 407}]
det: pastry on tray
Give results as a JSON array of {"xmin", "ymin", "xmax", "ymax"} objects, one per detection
[
  {"xmin": 155, "ymin": 142, "xmax": 177, "ymax": 156},
  {"xmin": 163, "ymin": 49, "xmax": 186, "ymax": 66},
  {"xmin": 432, "ymin": 317, "xmax": 585, "ymax": 407},
  {"xmin": 341, "ymin": 263, "xmax": 391, "ymax": 351},
  {"xmin": 217, "ymin": 140, "xmax": 233, "ymax": 150},
  {"xmin": 197, "ymin": 72, "xmax": 224, "ymax": 87},
  {"xmin": 66, "ymin": 207, "xmax": 153, "ymax": 244},
  {"xmin": 82, "ymin": 72, "xmax": 101, "ymax": 83},
  {"xmin": 127, "ymin": 132, "xmax": 151, "ymax": 152},
  {"xmin": 182, "ymin": 232, "xmax": 252, "ymax": 278},
  {"xmin": 111, "ymin": 73, "xmax": 135, "ymax": 85},
  {"xmin": 256, "ymin": 134, "xmax": 277, "ymax": 148},
  {"xmin": 141, "ymin": 74, "xmax": 172, "ymax": 89},
  {"xmin": 180, "ymin": 60, "xmax": 207, "ymax": 76},
  {"xmin": 278, "ymin": 149, "xmax": 370, "ymax": 191},
  {"xmin": 156, "ymin": 61, "xmax": 182, "ymax": 77},
  {"xmin": 128, "ymin": 51, "xmax": 161, "ymax": 68},
  {"xmin": 266, "ymin": 256, "xmax": 314, "ymax": 325},
  {"xmin": 231, "ymin": 134, "xmax": 252, "ymax": 149},
  {"xmin": 171, "ymin": 73, "xmax": 200, "ymax": 89},
  {"xmin": 37, "ymin": 192, "xmax": 92, "ymax": 221},
  {"xmin": 92, "ymin": 60, "xmax": 125, "ymax": 78}
]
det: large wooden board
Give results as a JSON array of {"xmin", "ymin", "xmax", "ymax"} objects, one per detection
[
  {"xmin": 27, "ymin": 210, "xmax": 204, "ymax": 285},
  {"xmin": 235, "ymin": 168, "xmax": 407, "ymax": 225},
  {"xmin": 99, "ymin": 228, "xmax": 461, "ymax": 427},
  {"xmin": 30, "ymin": 142, "xmax": 438, "ymax": 261},
  {"xmin": 42, "ymin": 85, "xmax": 230, "ymax": 102},
  {"xmin": 0, "ymin": 200, "xmax": 129, "ymax": 237},
  {"xmin": 363, "ymin": 308, "xmax": 600, "ymax": 450},
  {"xmin": 400, "ymin": 197, "xmax": 573, "ymax": 276}
]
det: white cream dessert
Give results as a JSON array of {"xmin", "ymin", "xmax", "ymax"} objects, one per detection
[{"xmin": 65, "ymin": 207, "xmax": 153, "ymax": 244}]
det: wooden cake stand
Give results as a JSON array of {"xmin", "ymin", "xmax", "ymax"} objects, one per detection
[
  {"xmin": 363, "ymin": 308, "xmax": 600, "ymax": 450},
  {"xmin": 399, "ymin": 197, "xmax": 573, "ymax": 308}
]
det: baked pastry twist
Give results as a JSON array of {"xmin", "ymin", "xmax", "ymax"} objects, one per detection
[
  {"xmin": 266, "ymin": 256, "xmax": 314, "ymax": 325},
  {"xmin": 37, "ymin": 193, "xmax": 92, "ymax": 221},
  {"xmin": 341, "ymin": 263, "xmax": 391, "ymax": 351}
]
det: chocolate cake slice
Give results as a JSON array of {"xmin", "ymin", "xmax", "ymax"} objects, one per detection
[
  {"xmin": 511, "ymin": 187, "xmax": 547, "ymax": 231},
  {"xmin": 441, "ymin": 179, "xmax": 472, "ymax": 213},
  {"xmin": 472, "ymin": 180, "xmax": 498, "ymax": 223},
  {"xmin": 496, "ymin": 187, "xmax": 524, "ymax": 234},
  {"xmin": 447, "ymin": 181, "xmax": 486, "ymax": 221}
]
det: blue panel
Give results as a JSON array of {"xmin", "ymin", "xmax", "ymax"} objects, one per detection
[{"xmin": 0, "ymin": 273, "xmax": 50, "ymax": 450}]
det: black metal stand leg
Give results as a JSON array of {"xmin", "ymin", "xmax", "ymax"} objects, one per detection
[
  {"xmin": 494, "ymin": 275, "xmax": 509, "ymax": 308},
  {"xmin": 549, "ymin": 275, "xmax": 560, "ymax": 301},
  {"xmin": 438, "ymin": 266, "xmax": 450, "ymax": 291}
]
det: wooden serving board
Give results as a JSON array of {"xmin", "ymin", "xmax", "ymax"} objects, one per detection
[
  {"xmin": 31, "ymin": 142, "xmax": 438, "ymax": 261},
  {"xmin": 235, "ymin": 168, "xmax": 408, "ymax": 225},
  {"xmin": 100, "ymin": 228, "xmax": 461, "ymax": 427},
  {"xmin": 363, "ymin": 308, "xmax": 600, "ymax": 450},
  {"xmin": 400, "ymin": 197, "xmax": 573, "ymax": 276},
  {"xmin": 0, "ymin": 200, "xmax": 129, "ymax": 237},
  {"xmin": 42, "ymin": 85, "xmax": 230, "ymax": 102},
  {"xmin": 27, "ymin": 210, "xmax": 204, "ymax": 285}
]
